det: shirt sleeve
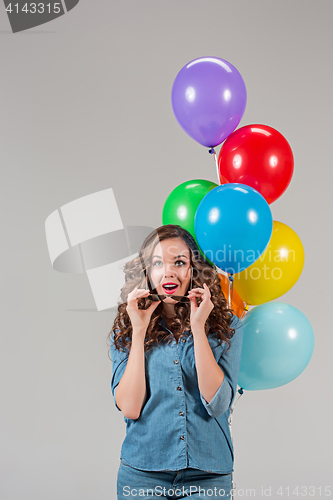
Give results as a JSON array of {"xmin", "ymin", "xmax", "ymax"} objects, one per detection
[
  {"xmin": 110, "ymin": 331, "xmax": 129, "ymax": 411},
  {"xmin": 200, "ymin": 314, "xmax": 244, "ymax": 419}
]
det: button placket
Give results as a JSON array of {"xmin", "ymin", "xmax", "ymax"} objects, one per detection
[{"xmin": 173, "ymin": 350, "xmax": 187, "ymax": 448}]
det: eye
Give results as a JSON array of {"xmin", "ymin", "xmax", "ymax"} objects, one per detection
[
  {"xmin": 152, "ymin": 260, "xmax": 163, "ymax": 267},
  {"xmin": 175, "ymin": 260, "xmax": 186, "ymax": 266}
]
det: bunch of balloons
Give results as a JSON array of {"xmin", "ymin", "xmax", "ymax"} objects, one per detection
[{"xmin": 162, "ymin": 56, "xmax": 314, "ymax": 391}]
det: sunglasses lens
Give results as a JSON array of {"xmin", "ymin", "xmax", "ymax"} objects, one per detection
[
  {"xmin": 147, "ymin": 294, "xmax": 162, "ymax": 301},
  {"xmin": 147, "ymin": 294, "xmax": 190, "ymax": 303},
  {"xmin": 170, "ymin": 296, "xmax": 190, "ymax": 303}
]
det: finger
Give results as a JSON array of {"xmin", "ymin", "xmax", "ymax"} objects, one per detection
[
  {"xmin": 188, "ymin": 290, "xmax": 205, "ymax": 298},
  {"xmin": 127, "ymin": 288, "xmax": 149, "ymax": 304},
  {"xmin": 188, "ymin": 290, "xmax": 204, "ymax": 297},
  {"xmin": 189, "ymin": 295, "xmax": 198, "ymax": 311},
  {"xmin": 189, "ymin": 289, "xmax": 210, "ymax": 307},
  {"xmin": 202, "ymin": 283, "xmax": 211, "ymax": 299},
  {"xmin": 128, "ymin": 288, "xmax": 149, "ymax": 298}
]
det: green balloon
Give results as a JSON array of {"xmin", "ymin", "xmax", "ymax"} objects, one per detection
[{"xmin": 162, "ymin": 179, "xmax": 218, "ymax": 262}]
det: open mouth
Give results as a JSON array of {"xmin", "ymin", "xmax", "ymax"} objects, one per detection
[{"xmin": 162, "ymin": 283, "xmax": 179, "ymax": 295}]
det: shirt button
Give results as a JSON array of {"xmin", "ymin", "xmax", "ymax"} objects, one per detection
[
  {"xmin": 179, "ymin": 411, "xmax": 184, "ymax": 416},
  {"xmin": 181, "ymin": 338, "xmax": 186, "ymax": 343},
  {"xmin": 177, "ymin": 386, "xmax": 182, "ymax": 391},
  {"xmin": 180, "ymin": 435, "xmax": 185, "ymax": 440},
  {"xmin": 174, "ymin": 360, "xmax": 179, "ymax": 364}
]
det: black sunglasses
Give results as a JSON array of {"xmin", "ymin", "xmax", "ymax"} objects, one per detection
[{"xmin": 147, "ymin": 293, "xmax": 190, "ymax": 303}]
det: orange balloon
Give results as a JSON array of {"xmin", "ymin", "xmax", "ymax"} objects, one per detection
[{"xmin": 218, "ymin": 273, "xmax": 247, "ymax": 319}]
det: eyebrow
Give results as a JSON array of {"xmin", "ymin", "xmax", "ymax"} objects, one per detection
[{"xmin": 152, "ymin": 254, "xmax": 189, "ymax": 260}]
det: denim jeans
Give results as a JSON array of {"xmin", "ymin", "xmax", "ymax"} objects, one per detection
[{"xmin": 117, "ymin": 461, "xmax": 233, "ymax": 499}]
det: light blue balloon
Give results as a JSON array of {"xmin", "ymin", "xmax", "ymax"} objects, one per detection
[
  {"xmin": 194, "ymin": 183, "xmax": 273, "ymax": 273},
  {"xmin": 238, "ymin": 302, "xmax": 315, "ymax": 390}
]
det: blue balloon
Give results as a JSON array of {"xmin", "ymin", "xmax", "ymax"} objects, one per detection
[
  {"xmin": 194, "ymin": 183, "xmax": 273, "ymax": 273},
  {"xmin": 238, "ymin": 302, "xmax": 315, "ymax": 390}
]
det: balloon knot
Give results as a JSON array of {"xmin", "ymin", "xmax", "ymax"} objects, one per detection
[
  {"xmin": 229, "ymin": 275, "xmax": 234, "ymax": 282},
  {"xmin": 208, "ymin": 148, "xmax": 215, "ymax": 154},
  {"xmin": 238, "ymin": 387, "xmax": 244, "ymax": 395}
]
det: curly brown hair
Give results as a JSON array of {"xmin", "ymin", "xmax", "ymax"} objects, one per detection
[{"xmin": 107, "ymin": 224, "xmax": 236, "ymax": 356}]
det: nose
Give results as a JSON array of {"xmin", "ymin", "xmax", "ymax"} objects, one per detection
[{"xmin": 164, "ymin": 262, "xmax": 177, "ymax": 278}]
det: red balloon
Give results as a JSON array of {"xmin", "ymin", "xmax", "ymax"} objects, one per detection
[{"xmin": 218, "ymin": 124, "xmax": 294, "ymax": 204}]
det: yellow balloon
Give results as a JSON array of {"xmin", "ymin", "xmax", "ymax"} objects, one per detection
[{"xmin": 233, "ymin": 221, "xmax": 305, "ymax": 305}]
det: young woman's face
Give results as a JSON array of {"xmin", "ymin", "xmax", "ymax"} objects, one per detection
[{"xmin": 149, "ymin": 237, "xmax": 192, "ymax": 303}]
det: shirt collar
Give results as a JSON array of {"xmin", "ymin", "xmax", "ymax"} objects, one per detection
[{"xmin": 159, "ymin": 316, "xmax": 169, "ymax": 330}]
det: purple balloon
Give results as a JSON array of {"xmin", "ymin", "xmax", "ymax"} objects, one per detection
[{"xmin": 171, "ymin": 57, "xmax": 247, "ymax": 148}]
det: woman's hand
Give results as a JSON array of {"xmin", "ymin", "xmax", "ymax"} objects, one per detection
[
  {"xmin": 188, "ymin": 283, "xmax": 214, "ymax": 329},
  {"xmin": 126, "ymin": 288, "xmax": 160, "ymax": 334}
]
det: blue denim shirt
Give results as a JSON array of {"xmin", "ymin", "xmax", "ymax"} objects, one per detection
[{"xmin": 110, "ymin": 314, "xmax": 243, "ymax": 473}]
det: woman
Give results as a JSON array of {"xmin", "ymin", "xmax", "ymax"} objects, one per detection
[{"xmin": 109, "ymin": 224, "xmax": 243, "ymax": 499}]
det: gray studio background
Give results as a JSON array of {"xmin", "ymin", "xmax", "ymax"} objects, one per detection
[{"xmin": 1, "ymin": 1, "xmax": 332, "ymax": 499}]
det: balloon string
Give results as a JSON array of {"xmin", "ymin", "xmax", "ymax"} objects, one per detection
[
  {"xmin": 228, "ymin": 273, "xmax": 234, "ymax": 308},
  {"xmin": 228, "ymin": 387, "xmax": 244, "ymax": 441},
  {"xmin": 208, "ymin": 148, "xmax": 220, "ymax": 184},
  {"xmin": 240, "ymin": 303, "xmax": 249, "ymax": 319},
  {"xmin": 228, "ymin": 387, "xmax": 244, "ymax": 499}
]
